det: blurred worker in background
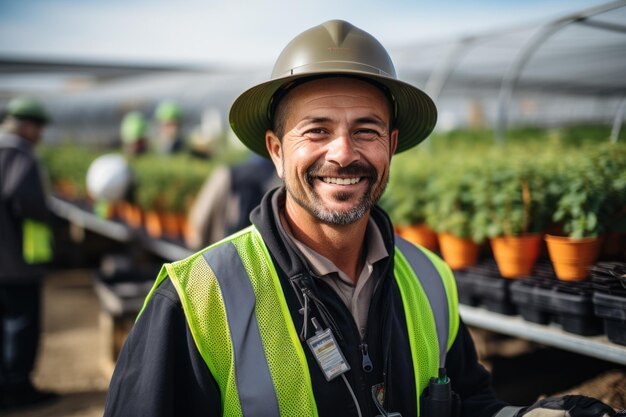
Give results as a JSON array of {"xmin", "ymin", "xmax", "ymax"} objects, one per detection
[
  {"xmin": 187, "ymin": 107, "xmax": 223, "ymax": 159},
  {"xmin": 153, "ymin": 100, "xmax": 186, "ymax": 154},
  {"xmin": 104, "ymin": 21, "xmax": 620, "ymax": 417},
  {"xmin": 185, "ymin": 153, "xmax": 280, "ymax": 249},
  {"xmin": 0, "ymin": 97, "xmax": 57, "ymax": 409},
  {"xmin": 120, "ymin": 111, "xmax": 148, "ymax": 157}
]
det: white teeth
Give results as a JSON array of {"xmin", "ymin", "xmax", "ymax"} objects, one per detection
[{"xmin": 322, "ymin": 177, "xmax": 361, "ymax": 185}]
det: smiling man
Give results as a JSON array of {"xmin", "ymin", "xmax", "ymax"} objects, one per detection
[
  {"xmin": 267, "ymin": 77, "xmax": 397, "ymax": 282},
  {"xmin": 104, "ymin": 20, "xmax": 619, "ymax": 417}
]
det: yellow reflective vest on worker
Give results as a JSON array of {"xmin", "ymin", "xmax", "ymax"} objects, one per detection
[
  {"xmin": 141, "ymin": 225, "xmax": 459, "ymax": 416},
  {"xmin": 23, "ymin": 219, "xmax": 53, "ymax": 264}
]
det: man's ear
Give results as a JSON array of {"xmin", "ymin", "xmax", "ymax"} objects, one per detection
[
  {"xmin": 265, "ymin": 130, "xmax": 284, "ymax": 179},
  {"xmin": 389, "ymin": 128, "xmax": 399, "ymax": 156}
]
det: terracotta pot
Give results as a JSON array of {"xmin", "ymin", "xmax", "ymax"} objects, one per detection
[
  {"xmin": 53, "ymin": 180, "xmax": 77, "ymax": 200},
  {"xmin": 398, "ymin": 224, "xmax": 438, "ymax": 252},
  {"xmin": 490, "ymin": 234, "xmax": 542, "ymax": 278},
  {"xmin": 438, "ymin": 233, "xmax": 480, "ymax": 270},
  {"xmin": 118, "ymin": 202, "xmax": 143, "ymax": 229},
  {"xmin": 144, "ymin": 210, "xmax": 162, "ymax": 238},
  {"xmin": 126, "ymin": 204, "xmax": 143, "ymax": 229},
  {"xmin": 161, "ymin": 212, "xmax": 181, "ymax": 239},
  {"xmin": 545, "ymin": 234, "xmax": 602, "ymax": 281}
]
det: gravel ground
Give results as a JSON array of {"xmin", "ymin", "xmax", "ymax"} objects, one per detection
[{"xmin": 4, "ymin": 269, "xmax": 625, "ymax": 416}]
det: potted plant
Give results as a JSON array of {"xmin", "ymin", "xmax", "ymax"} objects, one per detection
[
  {"xmin": 595, "ymin": 145, "xmax": 626, "ymax": 258},
  {"xmin": 425, "ymin": 159, "xmax": 483, "ymax": 270},
  {"xmin": 132, "ymin": 157, "xmax": 167, "ymax": 235},
  {"xmin": 383, "ymin": 152, "xmax": 438, "ymax": 251},
  {"xmin": 475, "ymin": 154, "xmax": 551, "ymax": 278},
  {"xmin": 544, "ymin": 149, "xmax": 610, "ymax": 280},
  {"xmin": 38, "ymin": 144, "xmax": 101, "ymax": 202}
]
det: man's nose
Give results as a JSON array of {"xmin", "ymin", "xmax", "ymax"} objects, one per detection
[{"xmin": 325, "ymin": 132, "xmax": 360, "ymax": 167}]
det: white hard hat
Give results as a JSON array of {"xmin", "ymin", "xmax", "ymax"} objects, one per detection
[{"xmin": 86, "ymin": 154, "xmax": 132, "ymax": 202}]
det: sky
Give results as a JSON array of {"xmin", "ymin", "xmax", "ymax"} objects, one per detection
[{"xmin": 0, "ymin": 0, "xmax": 612, "ymax": 68}]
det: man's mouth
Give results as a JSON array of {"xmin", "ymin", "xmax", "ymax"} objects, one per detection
[
  {"xmin": 321, "ymin": 177, "xmax": 362, "ymax": 185},
  {"xmin": 307, "ymin": 161, "xmax": 377, "ymax": 186}
]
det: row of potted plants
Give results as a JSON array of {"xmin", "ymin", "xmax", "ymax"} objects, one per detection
[
  {"xmin": 383, "ymin": 137, "xmax": 626, "ymax": 281},
  {"xmin": 38, "ymin": 145, "xmax": 245, "ymax": 241},
  {"xmin": 38, "ymin": 145, "xmax": 103, "ymax": 200},
  {"xmin": 128, "ymin": 154, "xmax": 216, "ymax": 240}
]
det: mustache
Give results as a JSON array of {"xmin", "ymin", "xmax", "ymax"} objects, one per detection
[{"xmin": 306, "ymin": 161, "xmax": 377, "ymax": 184}]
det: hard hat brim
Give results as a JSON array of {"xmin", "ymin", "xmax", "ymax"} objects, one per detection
[{"xmin": 229, "ymin": 69, "xmax": 437, "ymax": 158}]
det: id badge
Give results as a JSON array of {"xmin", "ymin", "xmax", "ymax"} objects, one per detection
[{"xmin": 306, "ymin": 328, "xmax": 350, "ymax": 381}]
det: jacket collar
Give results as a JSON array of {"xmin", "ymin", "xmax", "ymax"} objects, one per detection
[{"xmin": 250, "ymin": 186, "xmax": 397, "ymax": 281}]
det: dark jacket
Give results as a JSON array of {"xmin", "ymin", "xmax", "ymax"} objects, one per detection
[
  {"xmin": 104, "ymin": 188, "xmax": 509, "ymax": 417},
  {"xmin": 0, "ymin": 132, "xmax": 50, "ymax": 284}
]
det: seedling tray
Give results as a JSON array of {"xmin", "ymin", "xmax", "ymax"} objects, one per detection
[
  {"xmin": 510, "ymin": 277, "xmax": 603, "ymax": 336},
  {"xmin": 593, "ymin": 291, "xmax": 626, "ymax": 346}
]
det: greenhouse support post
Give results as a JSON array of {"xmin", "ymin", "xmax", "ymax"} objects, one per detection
[{"xmin": 610, "ymin": 97, "xmax": 625, "ymax": 143}]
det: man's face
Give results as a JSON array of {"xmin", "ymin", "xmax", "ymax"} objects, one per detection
[
  {"xmin": 266, "ymin": 77, "xmax": 398, "ymax": 226},
  {"xmin": 21, "ymin": 120, "xmax": 45, "ymax": 145}
]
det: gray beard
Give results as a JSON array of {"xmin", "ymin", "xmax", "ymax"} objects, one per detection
[
  {"xmin": 283, "ymin": 161, "xmax": 388, "ymax": 226},
  {"xmin": 287, "ymin": 186, "xmax": 373, "ymax": 225}
]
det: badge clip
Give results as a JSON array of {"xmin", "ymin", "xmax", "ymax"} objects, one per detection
[{"xmin": 306, "ymin": 319, "xmax": 350, "ymax": 381}]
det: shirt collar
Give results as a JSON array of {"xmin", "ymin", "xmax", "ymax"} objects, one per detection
[{"xmin": 276, "ymin": 201, "xmax": 389, "ymax": 283}]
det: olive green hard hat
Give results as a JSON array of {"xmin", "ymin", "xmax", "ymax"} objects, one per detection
[
  {"xmin": 6, "ymin": 96, "xmax": 51, "ymax": 124},
  {"xmin": 120, "ymin": 112, "xmax": 147, "ymax": 143},
  {"xmin": 229, "ymin": 20, "xmax": 437, "ymax": 158},
  {"xmin": 154, "ymin": 100, "xmax": 182, "ymax": 122}
]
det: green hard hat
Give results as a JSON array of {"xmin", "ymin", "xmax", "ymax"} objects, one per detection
[
  {"xmin": 229, "ymin": 19, "xmax": 437, "ymax": 158},
  {"xmin": 120, "ymin": 112, "xmax": 147, "ymax": 143},
  {"xmin": 6, "ymin": 96, "xmax": 51, "ymax": 124},
  {"xmin": 154, "ymin": 100, "xmax": 182, "ymax": 122}
]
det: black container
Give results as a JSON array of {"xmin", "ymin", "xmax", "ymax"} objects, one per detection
[
  {"xmin": 593, "ymin": 291, "xmax": 626, "ymax": 346},
  {"xmin": 454, "ymin": 270, "xmax": 479, "ymax": 307},
  {"xmin": 510, "ymin": 277, "xmax": 603, "ymax": 336},
  {"xmin": 456, "ymin": 260, "xmax": 517, "ymax": 315},
  {"xmin": 589, "ymin": 262, "xmax": 626, "ymax": 296}
]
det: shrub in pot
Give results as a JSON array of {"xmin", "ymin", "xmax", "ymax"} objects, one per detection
[
  {"xmin": 38, "ymin": 145, "xmax": 102, "ymax": 201},
  {"xmin": 425, "ymin": 159, "xmax": 483, "ymax": 269},
  {"xmin": 383, "ymin": 152, "xmax": 438, "ymax": 251},
  {"xmin": 473, "ymin": 153, "xmax": 551, "ymax": 278},
  {"xmin": 545, "ymin": 147, "xmax": 620, "ymax": 280}
]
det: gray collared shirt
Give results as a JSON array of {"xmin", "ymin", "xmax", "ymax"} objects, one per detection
[{"xmin": 277, "ymin": 210, "xmax": 389, "ymax": 339}]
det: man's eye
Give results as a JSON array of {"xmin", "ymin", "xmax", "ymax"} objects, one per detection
[
  {"xmin": 305, "ymin": 128, "xmax": 328, "ymax": 137},
  {"xmin": 354, "ymin": 129, "xmax": 380, "ymax": 139}
]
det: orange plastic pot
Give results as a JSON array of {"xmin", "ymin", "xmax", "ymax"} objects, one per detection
[
  {"xmin": 490, "ymin": 234, "xmax": 542, "ymax": 278},
  {"xmin": 438, "ymin": 233, "xmax": 480, "ymax": 270},
  {"xmin": 398, "ymin": 224, "xmax": 438, "ymax": 252},
  {"xmin": 53, "ymin": 180, "xmax": 77, "ymax": 200},
  {"xmin": 161, "ymin": 212, "xmax": 181, "ymax": 239},
  {"xmin": 545, "ymin": 235, "xmax": 602, "ymax": 281},
  {"xmin": 144, "ymin": 210, "xmax": 163, "ymax": 238},
  {"xmin": 119, "ymin": 202, "xmax": 143, "ymax": 229}
]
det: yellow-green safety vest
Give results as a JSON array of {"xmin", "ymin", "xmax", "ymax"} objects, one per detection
[
  {"xmin": 140, "ymin": 225, "xmax": 459, "ymax": 416},
  {"xmin": 23, "ymin": 219, "xmax": 53, "ymax": 264}
]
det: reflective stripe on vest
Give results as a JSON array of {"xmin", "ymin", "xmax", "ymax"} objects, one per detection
[
  {"xmin": 394, "ymin": 236, "xmax": 460, "ymax": 414},
  {"xmin": 142, "ymin": 226, "xmax": 459, "ymax": 416}
]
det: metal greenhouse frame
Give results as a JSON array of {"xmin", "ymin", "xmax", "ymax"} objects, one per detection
[{"xmin": 394, "ymin": 0, "xmax": 626, "ymax": 143}]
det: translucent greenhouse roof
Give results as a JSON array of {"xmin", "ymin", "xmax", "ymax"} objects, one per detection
[{"xmin": 392, "ymin": 1, "xmax": 626, "ymax": 137}]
